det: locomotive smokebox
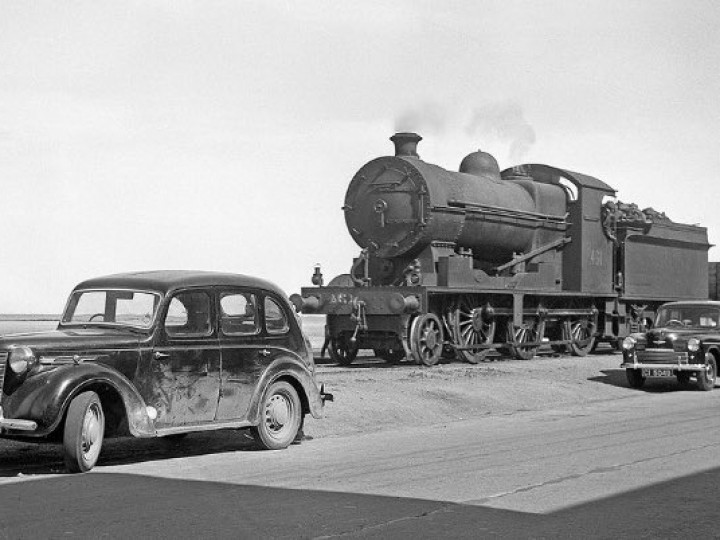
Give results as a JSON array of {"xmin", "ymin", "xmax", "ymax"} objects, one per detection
[{"xmin": 390, "ymin": 132, "xmax": 422, "ymax": 157}]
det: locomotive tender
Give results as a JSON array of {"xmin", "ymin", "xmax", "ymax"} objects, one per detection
[{"xmin": 293, "ymin": 133, "xmax": 710, "ymax": 365}]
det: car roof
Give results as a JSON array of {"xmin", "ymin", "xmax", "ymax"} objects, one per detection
[
  {"xmin": 662, "ymin": 300, "xmax": 720, "ymax": 308},
  {"xmin": 73, "ymin": 270, "xmax": 287, "ymax": 297}
]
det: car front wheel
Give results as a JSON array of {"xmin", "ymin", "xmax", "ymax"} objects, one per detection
[
  {"xmin": 63, "ymin": 391, "xmax": 105, "ymax": 473},
  {"xmin": 251, "ymin": 381, "xmax": 302, "ymax": 450},
  {"xmin": 696, "ymin": 353, "xmax": 717, "ymax": 392}
]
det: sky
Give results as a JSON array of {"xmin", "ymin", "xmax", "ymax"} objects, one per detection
[{"xmin": 1, "ymin": 0, "xmax": 719, "ymax": 313}]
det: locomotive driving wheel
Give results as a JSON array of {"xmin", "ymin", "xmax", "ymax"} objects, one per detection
[
  {"xmin": 565, "ymin": 316, "xmax": 596, "ymax": 357},
  {"xmin": 409, "ymin": 313, "xmax": 444, "ymax": 366},
  {"xmin": 507, "ymin": 319, "xmax": 545, "ymax": 361},
  {"xmin": 453, "ymin": 296, "xmax": 495, "ymax": 363},
  {"xmin": 328, "ymin": 335, "xmax": 359, "ymax": 366}
]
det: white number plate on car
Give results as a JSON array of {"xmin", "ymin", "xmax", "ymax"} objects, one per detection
[{"xmin": 642, "ymin": 368, "xmax": 673, "ymax": 377}]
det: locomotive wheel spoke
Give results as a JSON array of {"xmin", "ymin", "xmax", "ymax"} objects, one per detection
[
  {"xmin": 508, "ymin": 320, "xmax": 544, "ymax": 361},
  {"xmin": 453, "ymin": 296, "xmax": 495, "ymax": 364},
  {"xmin": 410, "ymin": 313, "xmax": 444, "ymax": 366},
  {"xmin": 567, "ymin": 316, "xmax": 596, "ymax": 357}
]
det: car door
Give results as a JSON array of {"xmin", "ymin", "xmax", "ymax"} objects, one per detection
[
  {"xmin": 151, "ymin": 288, "xmax": 221, "ymax": 427},
  {"xmin": 215, "ymin": 289, "xmax": 265, "ymax": 421}
]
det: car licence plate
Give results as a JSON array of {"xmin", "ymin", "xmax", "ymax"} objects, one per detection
[{"xmin": 642, "ymin": 368, "xmax": 673, "ymax": 377}]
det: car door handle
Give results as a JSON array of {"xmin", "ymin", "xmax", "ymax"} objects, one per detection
[
  {"xmin": 259, "ymin": 349, "xmax": 271, "ymax": 357},
  {"xmin": 154, "ymin": 351, "xmax": 170, "ymax": 360}
]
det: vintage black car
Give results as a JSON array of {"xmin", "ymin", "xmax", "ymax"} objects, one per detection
[
  {"xmin": 621, "ymin": 301, "xmax": 720, "ymax": 391},
  {"xmin": 0, "ymin": 271, "xmax": 331, "ymax": 472}
]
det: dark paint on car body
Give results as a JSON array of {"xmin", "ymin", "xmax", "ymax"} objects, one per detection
[
  {"xmin": 0, "ymin": 271, "xmax": 330, "ymax": 472},
  {"xmin": 621, "ymin": 300, "xmax": 720, "ymax": 391}
]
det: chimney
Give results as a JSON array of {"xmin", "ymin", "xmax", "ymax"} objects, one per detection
[{"xmin": 390, "ymin": 132, "xmax": 422, "ymax": 157}]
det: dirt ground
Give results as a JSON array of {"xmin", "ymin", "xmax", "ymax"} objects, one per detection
[
  {"xmin": 0, "ymin": 346, "xmax": 686, "ymax": 475},
  {"xmin": 304, "ymin": 347, "xmax": 641, "ymax": 440}
]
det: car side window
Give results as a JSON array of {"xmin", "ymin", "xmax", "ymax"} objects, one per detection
[
  {"xmin": 220, "ymin": 292, "xmax": 259, "ymax": 336},
  {"xmin": 264, "ymin": 296, "xmax": 289, "ymax": 335},
  {"xmin": 165, "ymin": 291, "xmax": 212, "ymax": 337}
]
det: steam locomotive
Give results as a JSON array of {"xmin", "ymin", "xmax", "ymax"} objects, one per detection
[{"xmin": 292, "ymin": 133, "xmax": 711, "ymax": 365}]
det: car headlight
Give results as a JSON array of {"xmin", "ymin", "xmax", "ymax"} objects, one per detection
[
  {"xmin": 622, "ymin": 336, "xmax": 637, "ymax": 351},
  {"xmin": 8, "ymin": 346, "xmax": 37, "ymax": 374},
  {"xmin": 687, "ymin": 338, "xmax": 700, "ymax": 352}
]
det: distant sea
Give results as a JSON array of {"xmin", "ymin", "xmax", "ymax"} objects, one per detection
[
  {"xmin": 0, "ymin": 314, "xmax": 59, "ymax": 336},
  {"xmin": 0, "ymin": 314, "xmax": 327, "ymax": 349}
]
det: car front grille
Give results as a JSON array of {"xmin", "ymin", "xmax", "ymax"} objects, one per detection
[
  {"xmin": 637, "ymin": 349, "xmax": 688, "ymax": 364},
  {"xmin": 0, "ymin": 351, "xmax": 7, "ymax": 403}
]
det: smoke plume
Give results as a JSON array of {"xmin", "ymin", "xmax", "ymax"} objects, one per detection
[
  {"xmin": 394, "ymin": 102, "xmax": 447, "ymax": 135},
  {"xmin": 465, "ymin": 101, "xmax": 536, "ymax": 162}
]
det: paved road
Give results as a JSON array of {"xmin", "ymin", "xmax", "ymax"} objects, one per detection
[{"xmin": 2, "ymin": 387, "xmax": 720, "ymax": 538}]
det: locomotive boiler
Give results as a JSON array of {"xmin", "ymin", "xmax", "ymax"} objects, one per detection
[
  {"xmin": 345, "ymin": 132, "xmax": 565, "ymax": 265},
  {"xmin": 294, "ymin": 133, "xmax": 711, "ymax": 366}
]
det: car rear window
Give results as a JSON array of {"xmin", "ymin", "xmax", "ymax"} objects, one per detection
[{"xmin": 265, "ymin": 296, "xmax": 289, "ymax": 335}]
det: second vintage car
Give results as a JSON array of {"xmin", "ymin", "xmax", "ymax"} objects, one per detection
[
  {"xmin": 0, "ymin": 270, "xmax": 331, "ymax": 472},
  {"xmin": 621, "ymin": 301, "xmax": 720, "ymax": 391}
]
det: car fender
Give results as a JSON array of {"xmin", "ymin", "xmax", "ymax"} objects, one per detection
[
  {"xmin": 246, "ymin": 355, "xmax": 324, "ymax": 423},
  {"xmin": 3, "ymin": 362, "xmax": 155, "ymax": 438},
  {"xmin": 693, "ymin": 336, "xmax": 720, "ymax": 358}
]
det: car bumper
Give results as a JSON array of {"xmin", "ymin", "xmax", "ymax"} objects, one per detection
[
  {"xmin": 622, "ymin": 349, "xmax": 709, "ymax": 372},
  {"xmin": 620, "ymin": 362, "xmax": 709, "ymax": 371},
  {"xmin": 621, "ymin": 359, "xmax": 709, "ymax": 372},
  {"xmin": 0, "ymin": 407, "xmax": 38, "ymax": 432}
]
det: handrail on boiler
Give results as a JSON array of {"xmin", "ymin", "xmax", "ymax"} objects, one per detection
[{"xmin": 447, "ymin": 199, "xmax": 568, "ymax": 224}]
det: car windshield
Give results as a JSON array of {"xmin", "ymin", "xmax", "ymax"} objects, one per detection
[
  {"xmin": 61, "ymin": 289, "xmax": 161, "ymax": 329},
  {"xmin": 655, "ymin": 306, "xmax": 720, "ymax": 329}
]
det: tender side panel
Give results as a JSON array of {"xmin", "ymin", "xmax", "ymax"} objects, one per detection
[{"xmin": 623, "ymin": 231, "xmax": 709, "ymax": 300}]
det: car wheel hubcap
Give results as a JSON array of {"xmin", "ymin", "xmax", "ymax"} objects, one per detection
[
  {"xmin": 267, "ymin": 395, "xmax": 290, "ymax": 432},
  {"xmin": 82, "ymin": 404, "xmax": 102, "ymax": 459}
]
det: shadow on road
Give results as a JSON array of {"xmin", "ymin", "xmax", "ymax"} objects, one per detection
[
  {"xmin": 588, "ymin": 368, "xmax": 630, "ymax": 388},
  {"xmin": 589, "ymin": 369, "xmax": 702, "ymax": 393},
  {"xmin": 0, "ymin": 430, "xmax": 262, "ymax": 477},
  {"xmin": 2, "ymin": 465, "xmax": 720, "ymax": 538}
]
